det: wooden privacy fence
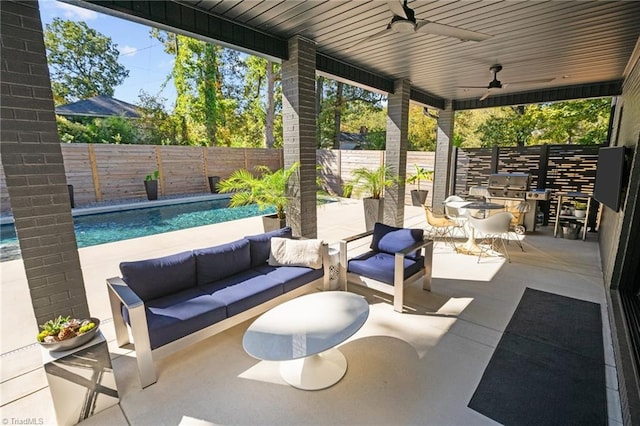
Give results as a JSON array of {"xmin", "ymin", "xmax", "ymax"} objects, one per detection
[{"xmin": 0, "ymin": 145, "xmax": 436, "ymax": 213}]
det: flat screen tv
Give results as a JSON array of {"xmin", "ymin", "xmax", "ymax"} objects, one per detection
[{"xmin": 593, "ymin": 146, "xmax": 626, "ymax": 212}]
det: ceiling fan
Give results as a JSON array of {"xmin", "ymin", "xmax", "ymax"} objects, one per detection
[
  {"xmin": 459, "ymin": 64, "xmax": 556, "ymax": 101},
  {"xmin": 347, "ymin": 0, "xmax": 492, "ymax": 51}
]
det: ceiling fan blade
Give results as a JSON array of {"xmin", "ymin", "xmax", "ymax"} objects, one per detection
[
  {"xmin": 416, "ymin": 21, "xmax": 492, "ymax": 42},
  {"xmin": 507, "ymin": 78, "xmax": 556, "ymax": 85},
  {"xmin": 387, "ymin": 0, "xmax": 407, "ymax": 19},
  {"xmin": 458, "ymin": 86, "xmax": 489, "ymax": 89},
  {"xmin": 479, "ymin": 90, "xmax": 492, "ymax": 101},
  {"xmin": 345, "ymin": 26, "xmax": 392, "ymax": 52}
]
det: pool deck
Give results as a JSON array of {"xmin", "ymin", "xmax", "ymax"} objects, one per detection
[{"xmin": 0, "ymin": 198, "xmax": 622, "ymax": 425}]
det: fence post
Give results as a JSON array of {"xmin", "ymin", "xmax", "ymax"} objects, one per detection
[
  {"xmin": 538, "ymin": 144, "xmax": 550, "ymax": 224},
  {"xmin": 491, "ymin": 146, "xmax": 500, "ymax": 173}
]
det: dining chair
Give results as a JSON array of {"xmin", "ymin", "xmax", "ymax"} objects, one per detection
[
  {"xmin": 424, "ymin": 206, "xmax": 457, "ymax": 250},
  {"xmin": 443, "ymin": 195, "xmax": 468, "ymax": 238},
  {"xmin": 467, "ymin": 211, "xmax": 515, "ymax": 263}
]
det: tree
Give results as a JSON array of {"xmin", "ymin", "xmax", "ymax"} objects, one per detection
[{"xmin": 44, "ymin": 18, "xmax": 129, "ymax": 104}]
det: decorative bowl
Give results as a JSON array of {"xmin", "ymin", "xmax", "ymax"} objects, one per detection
[{"xmin": 38, "ymin": 317, "xmax": 101, "ymax": 352}]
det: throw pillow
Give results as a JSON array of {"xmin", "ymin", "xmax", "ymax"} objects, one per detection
[
  {"xmin": 244, "ymin": 226, "xmax": 293, "ymax": 267},
  {"xmin": 268, "ymin": 237, "xmax": 323, "ymax": 269}
]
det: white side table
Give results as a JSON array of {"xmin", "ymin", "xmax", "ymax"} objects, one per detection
[
  {"xmin": 327, "ymin": 245, "xmax": 340, "ymax": 290},
  {"xmin": 41, "ymin": 330, "xmax": 119, "ymax": 426}
]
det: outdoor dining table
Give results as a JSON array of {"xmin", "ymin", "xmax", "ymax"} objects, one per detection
[{"xmin": 455, "ymin": 201, "xmax": 505, "ymax": 255}]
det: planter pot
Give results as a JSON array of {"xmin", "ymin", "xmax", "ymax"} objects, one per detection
[
  {"xmin": 144, "ymin": 180, "xmax": 158, "ymax": 201},
  {"xmin": 67, "ymin": 184, "xmax": 75, "ymax": 208},
  {"xmin": 262, "ymin": 214, "xmax": 286, "ymax": 232},
  {"xmin": 574, "ymin": 209, "xmax": 586, "ymax": 219},
  {"xmin": 562, "ymin": 224, "xmax": 581, "ymax": 239},
  {"xmin": 410, "ymin": 189, "xmax": 429, "ymax": 207},
  {"xmin": 362, "ymin": 197, "xmax": 384, "ymax": 231},
  {"xmin": 208, "ymin": 176, "xmax": 220, "ymax": 194}
]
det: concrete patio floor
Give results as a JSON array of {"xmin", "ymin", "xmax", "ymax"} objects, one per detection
[{"xmin": 0, "ymin": 198, "xmax": 622, "ymax": 425}]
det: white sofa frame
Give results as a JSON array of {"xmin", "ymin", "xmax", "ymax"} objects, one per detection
[{"xmin": 107, "ymin": 244, "xmax": 330, "ymax": 388}]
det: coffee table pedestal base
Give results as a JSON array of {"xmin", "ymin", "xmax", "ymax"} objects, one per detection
[{"xmin": 279, "ymin": 348, "xmax": 347, "ymax": 390}]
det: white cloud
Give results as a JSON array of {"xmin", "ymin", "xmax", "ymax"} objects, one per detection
[
  {"xmin": 119, "ymin": 45, "xmax": 138, "ymax": 57},
  {"xmin": 54, "ymin": 2, "xmax": 98, "ymax": 20}
]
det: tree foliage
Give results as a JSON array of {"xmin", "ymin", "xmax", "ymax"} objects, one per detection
[
  {"xmin": 455, "ymin": 99, "xmax": 611, "ymax": 148},
  {"xmin": 44, "ymin": 18, "xmax": 129, "ymax": 104}
]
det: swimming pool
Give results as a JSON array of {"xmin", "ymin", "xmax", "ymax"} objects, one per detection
[{"xmin": 0, "ymin": 198, "xmax": 279, "ymax": 262}]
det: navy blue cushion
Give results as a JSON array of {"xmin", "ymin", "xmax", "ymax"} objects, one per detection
[
  {"xmin": 370, "ymin": 223, "xmax": 423, "ymax": 260},
  {"xmin": 347, "ymin": 251, "xmax": 424, "ymax": 285},
  {"xmin": 208, "ymin": 275, "xmax": 283, "ymax": 317},
  {"xmin": 122, "ymin": 288, "xmax": 227, "ymax": 350},
  {"xmin": 194, "ymin": 239, "xmax": 251, "ymax": 286},
  {"xmin": 199, "ymin": 269, "xmax": 262, "ymax": 293},
  {"xmin": 120, "ymin": 251, "xmax": 196, "ymax": 302},
  {"xmin": 244, "ymin": 227, "xmax": 292, "ymax": 267},
  {"xmin": 253, "ymin": 264, "xmax": 324, "ymax": 292}
]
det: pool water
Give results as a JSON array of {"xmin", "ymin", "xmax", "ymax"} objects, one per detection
[{"xmin": 0, "ymin": 199, "xmax": 277, "ymax": 262}]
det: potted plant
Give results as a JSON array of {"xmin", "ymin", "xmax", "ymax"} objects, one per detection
[
  {"xmin": 144, "ymin": 170, "xmax": 159, "ymax": 201},
  {"xmin": 217, "ymin": 163, "xmax": 299, "ymax": 232},
  {"xmin": 348, "ymin": 165, "xmax": 396, "ymax": 231},
  {"xmin": 406, "ymin": 164, "xmax": 434, "ymax": 206},
  {"xmin": 574, "ymin": 201, "xmax": 587, "ymax": 218},
  {"xmin": 207, "ymin": 176, "xmax": 221, "ymax": 194}
]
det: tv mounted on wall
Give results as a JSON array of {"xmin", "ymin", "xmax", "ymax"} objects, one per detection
[{"xmin": 593, "ymin": 146, "xmax": 626, "ymax": 212}]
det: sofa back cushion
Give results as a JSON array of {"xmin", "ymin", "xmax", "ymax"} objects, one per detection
[
  {"xmin": 244, "ymin": 227, "xmax": 292, "ymax": 267},
  {"xmin": 194, "ymin": 238, "xmax": 252, "ymax": 286},
  {"xmin": 120, "ymin": 251, "xmax": 196, "ymax": 301},
  {"xmin": 370, "ymin": 222, "xmax": 423, "ymax": 260}
]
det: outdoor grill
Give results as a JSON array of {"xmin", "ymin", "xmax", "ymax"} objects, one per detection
[{"xmin": 486, "ymin": 173, "xmax": 537, "ymax": 233}]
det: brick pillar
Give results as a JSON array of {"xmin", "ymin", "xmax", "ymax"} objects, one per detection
[
  {"xmin": 0, "ymin": 0, "xmax": 90, "ymax": 324},
  {"xmin": 282, "ymin": 36, "xmax": 317, "ymax": 238},
  {"xmin": 433, "ymin": 104, "xmax": 455, "ymax": 213},
  {"xmin": 384, "ymin": 79, "xmax": 411, "ymax": 227}
]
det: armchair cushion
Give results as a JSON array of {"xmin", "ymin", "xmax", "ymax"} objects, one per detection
[
  {"xmin": 120, "ymin": 251, "xmax": 196, "ymax": 302},
  {"xmin": 348, "ymin": 251, "xmax": 424, "ymax": 285},
  {"xmin": 370, "ymin": 223, "xmax": 424, "ymax": 260},
  {"xmin": 244, "ymin": 227, "xmax": 292, "ymax": 267}
]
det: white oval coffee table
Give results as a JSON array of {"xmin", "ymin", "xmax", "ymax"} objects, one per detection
[{"xmin": 243, "ymin": 291, "xmax": 369, "ymax": 390}]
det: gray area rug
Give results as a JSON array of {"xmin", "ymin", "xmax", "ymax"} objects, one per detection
[{"xmin": 468, "ymin": 288, "xmax": 607, "ymax": 425}]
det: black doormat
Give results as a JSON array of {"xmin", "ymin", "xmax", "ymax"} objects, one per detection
[{"xmin": 468, "ymin": 288, "xmax": 607, "ymax": 425}]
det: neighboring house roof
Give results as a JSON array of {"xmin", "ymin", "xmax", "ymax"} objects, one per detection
[{"xmin": 55, "ymin": 95, "xmax": 141, "ymax": 118}]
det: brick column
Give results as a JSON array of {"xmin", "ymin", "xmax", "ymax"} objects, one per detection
[
  {"xmin": 433, "ymin": 104, "xmax": 455, "ymax": 213},
  {"xmin": 0, "ymin": 0, "xmax": 89, "ymax": 324},
  {"xmin": 384, "ymin": 79, "xmax": 411, "ymax": 227},
  {"xmin": 282, "ymin": 36, "xmax": 317, "ymax": 238}
]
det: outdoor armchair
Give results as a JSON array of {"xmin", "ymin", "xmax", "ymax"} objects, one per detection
[{"xmin": 340, "ymin": 223, "xmax": 433, "ymax": 313}]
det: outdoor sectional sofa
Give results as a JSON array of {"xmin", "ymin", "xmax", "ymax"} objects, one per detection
[{"xmin": 106, "ymin": 227, "xmax": 329, "ymax": 388}]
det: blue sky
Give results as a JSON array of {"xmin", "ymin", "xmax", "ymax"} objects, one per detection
[{"xmin": 38, "ymin": 0, "xmax": 177, "ymax": 108}]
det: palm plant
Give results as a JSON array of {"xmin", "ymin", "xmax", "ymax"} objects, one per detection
[
  {"xmin": 349, "ymin": 165, "xmax": 396, "ymax": 199},
  {"xmin": 406, "ymin": 164, "xmax": 434, "ymax": 191},
  {"xmin": 217, "ymin": 163, "xmax": 299, "ymax": 220}
]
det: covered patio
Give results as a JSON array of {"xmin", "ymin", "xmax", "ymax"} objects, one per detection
[
  {"xmin": 1, "ymin": 1, "xmax": 640, "ymax": 424},
  {"xmin": 1, "ymin": 200, "xmax": 615, "ymax": 424}
]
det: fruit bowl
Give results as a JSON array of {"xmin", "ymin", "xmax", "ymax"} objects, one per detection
[{"xmin": 38, "ymin": 317, "xmax": 101, "ymax": 352}]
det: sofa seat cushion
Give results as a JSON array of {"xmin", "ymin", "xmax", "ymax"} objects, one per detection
[
  {"xmin": 347, "ymin": 251, "xmax": 423, "ymax": 285},
  {"xmin": 120, "ymin": 251, "xmax": 196, "ymax": 302},
  {"xmin": 244, "ymin": 227, "xmax": 292, "ymax": 267},
  {"xmin": 254, "ymin": 265, "xmax": 324, "ymax": 292},
  {"xmin": 204, "ymin": 274, "xmax": 284, "ymax": 317},
  {"xmin": 122, "ymin": 288, "xmax": 227, "ymax": 350},
  {"xmin": 194, "ymin": 239, "xmax": 251, "ymax": 286}
]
